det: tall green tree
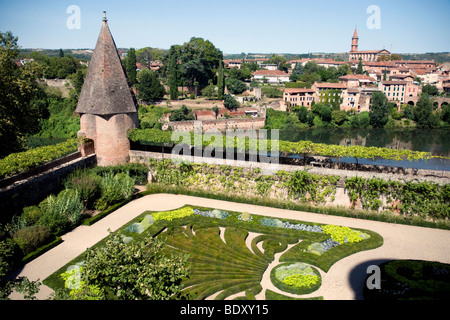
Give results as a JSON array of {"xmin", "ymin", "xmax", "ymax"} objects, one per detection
[
  {"xmin": 357, "ymin": 58, "xmax": 363, "ymax": 74},
  {"xmin": 168, "ymin": 48, "xmax": 179, "ymax": 100},
  {"xmin": 369, "ymin": 91, "xmax": 390, "ymax": 128},
  {"xmin": 217, "ymin": 60, "xmax": 224, "ymax": 100},
  {"xmin": 0, "ymin": 31, "xmax": 45, "ymax": 157},
  {"xmin": 125, "ymin": 48, "xmax": 137, "ymax": 86}
]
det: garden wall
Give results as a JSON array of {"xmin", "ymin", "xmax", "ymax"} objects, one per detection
[
  {"xmin": 129, "ymin": 150, "xmax": 449, "ymax": 185},
  {"xmin": 0, "ymin": 154, "xmax": 97, "ymax": 223}
]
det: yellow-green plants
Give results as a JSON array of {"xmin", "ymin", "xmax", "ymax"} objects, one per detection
[
  {"xmin": 152, "ymin": 207, "xmax": 194, "ymax": 222},
  {"xmin": 271, "ymin": 262, "xmax": 321, "ymax": 295},
  {"xmin": 322, "ymin": 225, "xmax": 366, "ymax": 244}
]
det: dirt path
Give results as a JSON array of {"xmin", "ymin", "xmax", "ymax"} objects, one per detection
[{"xmin": 10, "ymin": 193, "xmax": 450, "ymax": 300}]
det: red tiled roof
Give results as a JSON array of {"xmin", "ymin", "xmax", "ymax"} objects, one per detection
[
  {"xmin": 252, "ymin": 70, "xmax": 289, "ymax": 76},
  {"xmin": 382, "ymin": 81, "xmax": 407, "ymax": 85},
  {"xmin": 313, "ymin": 82, "xmax": 347, "ymax": 89},
  {"xmin": 284, "ymin": 88, "xmax": 315, "ymax": 94},
  {"xmin": 339, "ymin": 74, "xmax": 376, "ymax": 81}
]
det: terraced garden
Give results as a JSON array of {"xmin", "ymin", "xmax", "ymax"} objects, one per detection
[{"xmin": 44, "ymin": 206, "xmax": 383, "ymax": 300}]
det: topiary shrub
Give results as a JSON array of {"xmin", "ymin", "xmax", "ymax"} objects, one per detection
[{"xmin": 13, "ymin": 225, "xmax": 54, "ymax": 255}]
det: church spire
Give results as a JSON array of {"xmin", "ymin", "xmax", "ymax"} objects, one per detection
[{"xmin": 102, "ymin": 11, "xmax": 107, "ymax": 23}]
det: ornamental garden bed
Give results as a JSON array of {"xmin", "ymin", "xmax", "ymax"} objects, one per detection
[{"xmin": 44, "ymin": 205, "xmax": 383, "ymax": 300}]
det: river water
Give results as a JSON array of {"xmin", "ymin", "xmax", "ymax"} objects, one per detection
[{"xmin": 276, "ymin": 128, "xmax": 450, "ymax": 171}]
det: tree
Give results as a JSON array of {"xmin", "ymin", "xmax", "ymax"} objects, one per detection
[
  {"xmin": 179, "ymin": 37, "xmax": 223, "ymax": 94},
  {"xmin": 414, "ymin": 94, "xmax": 439, "ymax": 128},
  {"xmin": 136, "ymin": 69, "xmax": 165, "ymax": 102},
  {"xmin": 217, "ymin": 60, "xmax": 224, "ymax": 100},
  {"xmin": 0, "ymin": 31, "xmax": 45, "ymax": 157},
  {"xmin": 168, "ymin": 48, "xmax": 179, "ymax": 100},
  {"xmin": 357, "ymin": 58, "xmax": 363, "ymax": 74},
  {"xmin": 125, "ymin": 48, "xmax": 137, "ymax": 86},
  {"xmin": 422, "ymin": 84, "xmax": 439, "ymax": 96},
  {"xmin": 223, "ymin": 94, "xmax": 239, "ymax": 111},
  {"xmin": 81, "ymin": 233, "xmax": 189, "ymax": 300},
  {"xmin": 226, "ymin": 77, "xmax": 247, "ymax": 95},
  {"xmin": 59, "ymin": 49, "xmax": 64, "ymax": 57},
  {"xmin": 290, "ymin": 62, "xmax": 304, "ymax": 82},
  {"xmin": 369, "ymin": 91, "xmax": 390, "ymax": 128},
  {"xmin": 312, "ymin": 103, "xmax": 332, "ymax": 123}
]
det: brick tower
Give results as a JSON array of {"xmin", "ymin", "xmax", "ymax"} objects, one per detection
[
  {"xmin": 351, "ymin": 27, "xmax": 359, "ymax": 53},
  {"xmin": 75, "ymin": 12, "xmax": 139, "ymax": 166}
]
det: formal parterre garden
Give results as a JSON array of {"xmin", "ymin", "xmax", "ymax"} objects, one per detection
[{"xmin": 44, "ymin": 205, "xmax": 383, "ymax": 300}]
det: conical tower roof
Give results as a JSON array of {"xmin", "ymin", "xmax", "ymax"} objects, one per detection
[{"xmin": 76, "ymin": 12, "xmax": 137, "ymax": 115}]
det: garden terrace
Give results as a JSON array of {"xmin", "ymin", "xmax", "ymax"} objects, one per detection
[{"xmin": 44, "ymin": 205, "xmax": 383, "ymax": 300}]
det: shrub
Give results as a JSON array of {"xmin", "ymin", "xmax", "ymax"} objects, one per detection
[
  {"xmin": 21, "ymin": 206, "xmax": 43, "ymax": 225},
  {"xmin": 38, "ymin": 189, "xmax": 84, "ymax": 235},
  {"xmin": 65, "ymin": 171, "xmax": 102, "ymax": 208},
  {"xmin": 95, "ymin": 172, "xmax": 136, "ymax": 211},
  {"xmin": 13, "ymin": 225, "xmax": 53, "ymax": 255}
]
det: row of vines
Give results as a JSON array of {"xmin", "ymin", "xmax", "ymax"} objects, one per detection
[
  {"xmin": 128, "ymin": 128, "xmax": 446, "ymax": 162},
  {"xmin": 146, "ymin": 158, "xmax": 450, "ymax": 221}
]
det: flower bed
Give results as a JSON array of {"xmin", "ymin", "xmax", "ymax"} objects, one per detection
[{"xmin": 271, "ymin": 262, "xmax": 321, "ymax": 295}]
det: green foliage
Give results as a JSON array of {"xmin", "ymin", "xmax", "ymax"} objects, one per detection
[
  {"xmin": 272, "ymin": 262, "xmax": 321, "ymax": 295},
  {"xmin": 38, "ymin": 189, "xmax": 84, "ymax": 235},
  {"xmin": 226, "ymin": 77, "xmax": 247, "ymax": 94},
  {"xmin": 345, "ymin": 176, "xmax": 450, "ymax": 220},
  {"xmin": 95, "ymin": 172, "xmax": 136, "ymax": 211},
  {"xmin": 139, "ymin": 105, "xmax": 169, "ymax": 129},
  {"xmin": 136, "ymin": 69, "xmax": 165, "ymax": 102},
  {"xmin": 64, "ymin": 170, "xmax": 102, "ymax": 209},
  {"xmin": 125, "ymin": 48, "xmax": 137, "ymax": 86},
  {"xmin": 223, "ymin": 94, "xmax": 240, "ymax": 110},
  {"xmin": 414, "ymin": 94, "xmax": 439, "ymax": 128},
  {"xmin": 12, "ymin": 225, "xmax": 53, "ymax": 256},
  {"xmin": 152, "ymin": 207, "xmax": 194, "ymax": 222},
  {"xmin": 0, "ymin": 138, "xmax": 78, "ymax": 178},
  {"xmin": 1, "ymin": 31, "xmax": 46, "ymax": 156},
  {"xmin": 369, "ymin": 91, "xmax": 390, "ymax": 128},
  {"xmin": 82, "ymin": 233, "xmax": 189, "ymax": 300},
  {"xmin": 321, "ymin": 225, "xmax": 364, "ymax": 244},
  {"xmin": 59, "ymin": 266, "xmax": 105, "ymax": 300}
]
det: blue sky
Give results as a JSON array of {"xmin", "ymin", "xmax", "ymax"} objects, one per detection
[{"xmin": 0, "ymin": 0, "xmax": 449, "ymax": 54}]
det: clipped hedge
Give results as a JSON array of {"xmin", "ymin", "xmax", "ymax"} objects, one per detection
[{"xmin": 0, "ymin": 138, "xmax": 78, "ymax": 179}]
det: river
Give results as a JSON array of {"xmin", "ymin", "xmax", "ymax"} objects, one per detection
[{"xmin": 276, "ymin": 128, "xmax": 450, "ymax": 171}]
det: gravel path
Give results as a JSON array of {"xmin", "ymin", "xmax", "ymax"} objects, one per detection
[{"xmin": 9, "ymin": 193, "xmax": 450, "ymax": 300}]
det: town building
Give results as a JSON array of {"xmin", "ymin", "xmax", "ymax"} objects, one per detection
[
  {"xmin": 252, "ymin": 70, "xmax": 290, "ymax": 84},
  {"xmin": 348, "ymin": 28, "xmax": 390, "ymax": 62}
]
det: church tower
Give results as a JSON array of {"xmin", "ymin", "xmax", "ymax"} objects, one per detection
[
  {"xmin": 351, "ymin": 28, "xmax": 359, "ymax": 53},
  {"xmin": 75, "ymin": 12, "xmax": 139, "ymax": 166}
]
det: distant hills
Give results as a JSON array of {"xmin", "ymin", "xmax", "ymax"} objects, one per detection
[{"xmin": 19, "ymin": 48, "xmax": 450, "ymax": 64}]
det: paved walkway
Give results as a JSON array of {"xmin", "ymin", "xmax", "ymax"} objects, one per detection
[{"xmin": 10, "ymin": 193, "xmax": 450, "ymax": 300}]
